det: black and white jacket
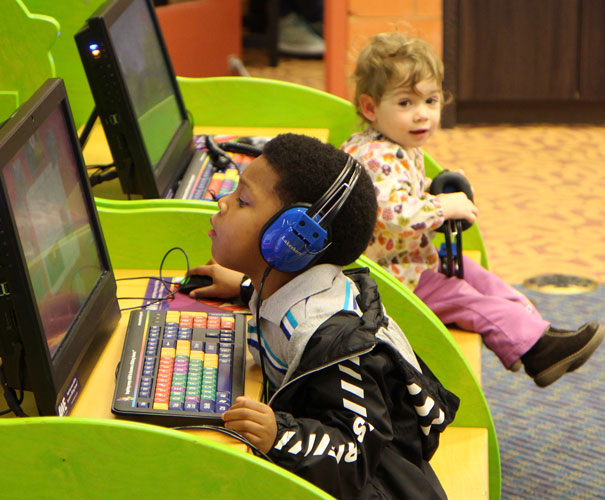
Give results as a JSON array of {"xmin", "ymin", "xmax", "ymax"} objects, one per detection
[{"xmin": 246, "ymin": 265, "xmax": 459, "ymax": 499}]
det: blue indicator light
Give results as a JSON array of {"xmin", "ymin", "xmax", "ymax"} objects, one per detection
[{"xmin": 89, "ymin": 43, "xmax": 99, "ymax": 51}]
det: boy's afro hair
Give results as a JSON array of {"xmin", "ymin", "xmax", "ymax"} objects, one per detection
[{"xmin": 262, "ymin": 133, "xmax": 377, "ymax": 266}]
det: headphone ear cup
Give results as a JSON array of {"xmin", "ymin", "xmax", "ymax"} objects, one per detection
[
  {"xmin": 429, "ymin": 170, "xmax": 474, "ymax": 232},
  {"xmin": 259, "ymin": 205, "xmax": 330, "ymax": 273}
]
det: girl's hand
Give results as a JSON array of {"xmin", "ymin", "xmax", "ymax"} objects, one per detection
[
  {"xmin": 437, "ymin": 192, "xmax": 479, "ymax": 223},
  {"xmin": 222, "ymin": 396, "xmax": 278, "ymax": 453},
  {"xmin": 186, "ymin": 262, "xmax": 244, "ymax": 299}
]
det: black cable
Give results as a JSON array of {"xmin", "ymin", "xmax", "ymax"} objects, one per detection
[
  {"xmin": 455, "ymin": 220, "xmax": 464, "ymax": 279},
  {"xmin": 219, "ymin": 141, "xmax": 262, "ymax": 158},
  {"xmin": 89, "ymin": 168, "xmax": 118, "ymax": 187},
  {"xmin": 255, "ymin": 266, "xmax": 272, "ymax": 404},
  {"xmin": 79, "ymin": 107, "xmax": 98, "ymax": 148},
  {"xmin": 87, "ymin": 163, "xmax": 115, "ymax": 171},
  {"xmin": 159, "ymin": 247, "xmax": 190, "ymax": 293},
  {"xmin": 171, "ymin": 424, "xmax": 273, "ymax": 462},
  {"xmin": 0, "ymin": 362, "xmax": 27, "ymax": 417},
  {"xmin": 206, "ymin": 135, "xmax": 236, "ymax": 171},
  {"xmin": 116, "ymin": 248, "xmax": 190, "ymax": 311},
  {"xmin": 115, "ymin": 276, "xmax": 174, "ymax": 284}
]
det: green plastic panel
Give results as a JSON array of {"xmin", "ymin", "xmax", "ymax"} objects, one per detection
[
  {"xmin": 177, "ymin": 76, "xmax": 361, "ymax": 148},
  {"xmin": 21, "ymin": 0, "xmax": 106, "ymax": 127},
  {"xmin": 0, "ymin": 0, "xmax": 58, "ymax": 121},
  {"xmin": 0, "ymin": 417, "xmax": 334, "ymax": 499}
]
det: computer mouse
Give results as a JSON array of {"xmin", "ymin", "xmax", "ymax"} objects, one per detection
[{"xmin": 177, "ymin": 275, "xmax": 213, "ymax": 295}]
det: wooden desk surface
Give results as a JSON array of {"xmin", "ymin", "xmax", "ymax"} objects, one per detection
[{"xmin": 1, "ymin": 270, "xmax": 262, "ymax": 450}]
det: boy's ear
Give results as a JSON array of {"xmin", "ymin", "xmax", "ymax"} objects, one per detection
[{"xmin": 359, "ymin": 94, "xmax": 377, "ymax": 122}]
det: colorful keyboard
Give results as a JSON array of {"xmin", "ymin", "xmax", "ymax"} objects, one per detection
[{"xmin": 112, "ymin": 309, "xmax": 247, "ymax": 426}]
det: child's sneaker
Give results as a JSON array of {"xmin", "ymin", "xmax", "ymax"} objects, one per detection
[
  {"xmin": 521, "ymin": 322, "xmax": 604, "ymax": 387},
  {"xmin": 278, "ymin": 13, "xmax": 325, "ymax": 57}
]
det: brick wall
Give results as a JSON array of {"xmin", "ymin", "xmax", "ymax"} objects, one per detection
[{"xmin": 326, "ymin": 0, "xmax": 443, "ymax": 99}]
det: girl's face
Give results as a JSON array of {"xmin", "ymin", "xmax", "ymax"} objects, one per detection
[{"xmin": 360, "ymin": 78, "xmax": 442, "ymax": 150}]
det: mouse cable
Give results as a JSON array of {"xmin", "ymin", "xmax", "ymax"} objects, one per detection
[
  {"xmin": 170, "ymin": 424, "xmax": 273, "ymax": 463},
  {"xmin": 115, "ymin": 276, "xmax": 173, "ymax": 284},
  {"xmin": 116, "ymin": 247, "xmax": 190, "ymax": 311},
  {"xmin": 158, "ymin": 247, "xmax": 190, "ymax": 293},
  {"xmin": 117, "ymin": 293, "xmax": 178, "ymax": 312}
]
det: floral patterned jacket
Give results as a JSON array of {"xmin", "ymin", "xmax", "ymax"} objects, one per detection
[{"xmin": 342, "ymin": 128, "xmax": 445, "ymax": 290}]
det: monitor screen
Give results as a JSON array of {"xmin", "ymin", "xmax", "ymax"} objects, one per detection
[
  {"xmin": 108, "ymin": 0, "xmax": 182, "ymax": 168},
  {"xmin": 0, "ymin": 78, "xmax": 121, "ymax": 416},
  {"xmin": 76, "ymin": 0, "xmax": 194, "ymax": 198},
  {"xmin": 2, "ymin": 105, "xmax": 103, "ymax": 359}
]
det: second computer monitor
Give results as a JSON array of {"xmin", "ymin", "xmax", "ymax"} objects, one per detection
[{"xmin": 76, "ymin": 0, "xmax": 194, "ymax": 198}]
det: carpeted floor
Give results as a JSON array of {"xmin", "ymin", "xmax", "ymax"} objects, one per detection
[{"xmin": 482, "ymin": 285, "xmax": 605, "ymax": 500}]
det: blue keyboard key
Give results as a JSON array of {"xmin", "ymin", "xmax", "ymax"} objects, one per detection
[
  {"xmin": 137, "ymin": 401, "xmax": 150, "ymax": 408},
  {"xmin": 200, "ymin": 400, "xmax": 215, "ymax": 412},
  {"xmin": 184, "ymin": 401, "xmax": 200, "ymax": 411},
  {"xmin": 205, "ymin": 342, "xmax": 218, "ymax": 354},
  {"xmin": 169, "ymin": 401, "xmax": 184, "ymax": 411},
  {"xmin": 217, "ymin": 360, "xmax": 232, "ymax": 394},
  {"xmin": 216, "ymin": 403, "xmax": 229, "ymax": 413},
  {"xmin": 162, "ymin": 338, "xmax": 176, "ymax": 348},
  {"xmin": 216, "ymin": 396, "xmax": 230, "ymax": 406}
]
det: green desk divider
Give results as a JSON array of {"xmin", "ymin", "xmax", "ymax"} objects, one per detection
[
  {"xmin": 176, "ymin": 76, "xmax": 361, "ymax": 149},
  {"xmin": 0, "ymin": 0, "xmax": 58, "ymax": 121},
  {"xmin": 22, "ymin": 0, "xmax": 106, "ymax": 127},
  {"xmin": 0, "ymin": 417, "xmax": 334, "ymax": 499}
]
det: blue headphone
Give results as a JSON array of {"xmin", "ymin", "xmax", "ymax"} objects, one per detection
[{"xmin": 259, "ymin": 156, "xmax": 362, "ymax": 273}]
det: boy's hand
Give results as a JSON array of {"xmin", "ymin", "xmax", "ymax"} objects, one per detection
[
  {"xmin": 437, "ymin": 192, "xmax": 479, "ymax": 224},
  {"xmin": 187, "ymin": 262, "xmax": 244, "ymax": 299},
  {"xmin": 222, "ymin": 396, "xmax": 277, "ymax": 454}
]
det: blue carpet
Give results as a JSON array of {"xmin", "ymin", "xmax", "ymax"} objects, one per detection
[{"xmin": 481, "ymin": 285, "xmax": 605, "ymax": 500}]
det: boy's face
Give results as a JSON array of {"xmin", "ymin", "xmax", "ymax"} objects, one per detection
[
  {"xmin": 209, "ymin": 156, "xmax": 284, "ymax": 277},
  {"xmin": 360, "ymin": 78, "xmax": 442, "ymax": 150}
]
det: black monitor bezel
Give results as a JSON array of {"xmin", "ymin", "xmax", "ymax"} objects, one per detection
[
  {"xmin": 0, "ymin": 78, "xmax": 121, "ymax": 415},
  {"xmin": 75, "ymin": 0, "xmax": 194, "ymax": 198}
]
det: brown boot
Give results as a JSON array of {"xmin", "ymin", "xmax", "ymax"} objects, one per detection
[{"xmin": 521, "ymin": 322, "xmax": 604, "ymax": 387}]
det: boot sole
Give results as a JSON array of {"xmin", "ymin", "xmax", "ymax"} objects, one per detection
[{"xmin": 533, "ymin": 325, "xmax": 605, "ymax": 387}]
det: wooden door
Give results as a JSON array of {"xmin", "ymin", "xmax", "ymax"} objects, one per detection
[{"xmin": 457, "ymin": 0, "xmax": 580, "ymax": 100}]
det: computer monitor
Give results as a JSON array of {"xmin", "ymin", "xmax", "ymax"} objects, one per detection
[
  {"xmin": 0, "ymin": 78, "xmax": 121, "ymax": 416},
  {"xmin": 75, "ymin": 0, "xmax": 194, "ymax": 198}
]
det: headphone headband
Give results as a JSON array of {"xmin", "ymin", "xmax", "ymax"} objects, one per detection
[
  {"xmin": 259, "ymin": 154, "xmax": 362, "ymax": 273},
  {"xmin": 306, "ymin": 156, "xmax": 361, "ymax": 227}
]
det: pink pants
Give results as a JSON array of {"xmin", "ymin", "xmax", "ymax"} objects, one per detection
[{"xmin": 414, "ymin": 255, "xmax": 548, "ymax": 368}]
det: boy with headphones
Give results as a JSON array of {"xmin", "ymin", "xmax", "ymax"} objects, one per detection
[{"xmin": 189, "ymin": 133, "xmax": 459, "ymax": 499}]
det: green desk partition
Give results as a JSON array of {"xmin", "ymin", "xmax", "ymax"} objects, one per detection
[
  {"xmin": 0, "ymin": 417, "xmax": 334, "ymax": 499},
  {"xmin": 95, "ymin": 198, "xmax": 501, "ymax": 499},
  {"xmin": 177, "ymin": 76, "xmax": 360, "ymax": 149},
  {"xmin": 21, "ymin": 0, "xmax": 106, "ymax": 127},
  {"xmin": 0, "ymin": 0, "xmax": 58, "ymax": 121}
]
